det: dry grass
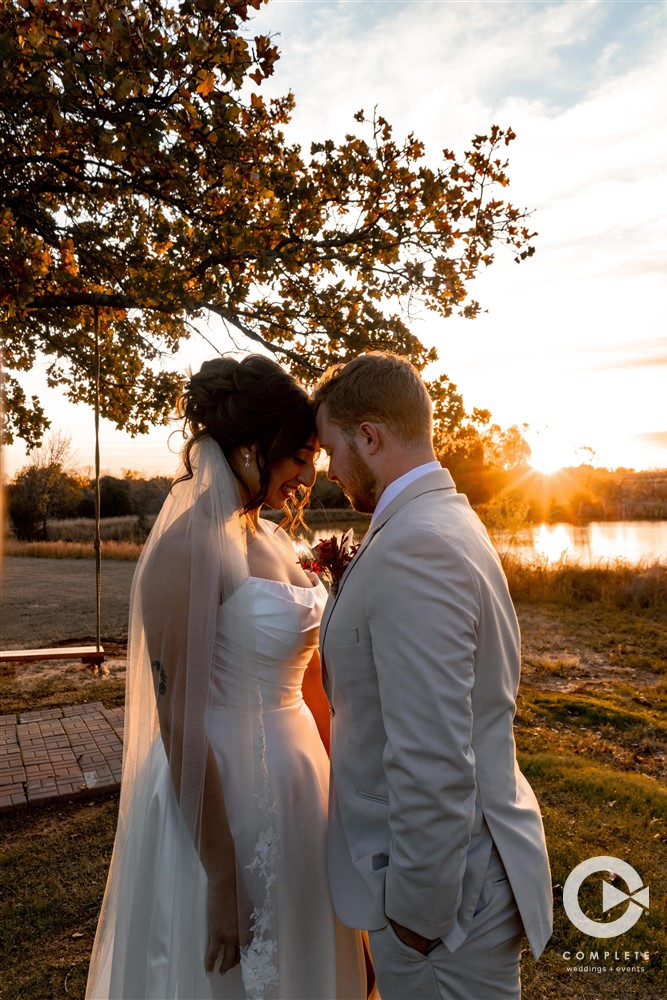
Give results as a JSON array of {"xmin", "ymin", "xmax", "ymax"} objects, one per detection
[
  {"xmin": 47, "ymin": 515, "xmax": 154, "ymax": 543},
  {"xmin": 3, "ymin": 539, "xmax": 143, "ymax": 560},
  {"xmin": 504, "ymin": 555, "xmax": 666, "ymax": 611},
  {"xmin": 2, "ymin": 556, "xmax": 667, "ymax": 998}
]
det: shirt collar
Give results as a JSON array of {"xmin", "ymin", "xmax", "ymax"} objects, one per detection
[{"xmin": 370, "ymin": 461, "xmax": 442, "ymax": 526}]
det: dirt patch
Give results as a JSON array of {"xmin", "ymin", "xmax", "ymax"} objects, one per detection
[
  {"xmin": 7, "ymin": 652, "xmax": 127, "ymax": 695},
  {"xmin": 516, "ymin": 602, "xmax": 665, "ymax": 693}
]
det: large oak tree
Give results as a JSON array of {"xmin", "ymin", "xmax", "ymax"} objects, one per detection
[{"xmin": 1, "ymin": 0, "xmax": 536, "ymax": 448}]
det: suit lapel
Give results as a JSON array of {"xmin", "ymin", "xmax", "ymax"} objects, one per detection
[{"xmin": 319, "ymin": 468, "xmax": 456, "ymax": 653}]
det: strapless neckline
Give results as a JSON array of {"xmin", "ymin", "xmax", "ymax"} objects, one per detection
[
  {"xmin": 246, "ymin": 575, "xmax": 322, "ymax": 593},
  {"xmin": 212, "ymin": 569, "xmax": 327, "ymax": 712}
]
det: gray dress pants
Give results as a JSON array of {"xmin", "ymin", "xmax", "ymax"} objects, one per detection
[{"xmin": 369, "ymin": 849, "xmax": 524, "ymax": 1000}]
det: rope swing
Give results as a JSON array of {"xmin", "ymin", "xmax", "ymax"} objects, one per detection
[{"xmin": 93, "ymin": 304, "xmax": 102, "ymax": 655}]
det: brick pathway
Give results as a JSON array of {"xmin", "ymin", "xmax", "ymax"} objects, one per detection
[{"xmin": 0, "ymin": 703, "xmax": 123, "ymax": 812}]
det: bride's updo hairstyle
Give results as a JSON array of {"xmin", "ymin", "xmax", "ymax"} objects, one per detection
[{"xmin": 176, "ymin": 355, "xmax": 315, "ymax": 531}]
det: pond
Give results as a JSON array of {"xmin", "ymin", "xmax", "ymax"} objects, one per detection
[
  {"xmin": 308, "ymin": 519, "xmax": 667, "ymax": 566},
  {"xmin": 505, "ymin": 520, "xmax": 667, "ymax": 566}
]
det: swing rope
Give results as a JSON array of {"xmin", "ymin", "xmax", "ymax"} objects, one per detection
[{"xmin": 94, "ymin": 304, "xmax": 102, "ymax": 653}]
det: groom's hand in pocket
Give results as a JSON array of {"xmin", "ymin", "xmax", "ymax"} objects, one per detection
[{"xmin": 389, "ymin": 918, "xmax": 440, "ymax": 955}]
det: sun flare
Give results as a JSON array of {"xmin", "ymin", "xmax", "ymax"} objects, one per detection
[{"xmin": 527, "ymin": 429, "xmax": 579, "ymax": 476}]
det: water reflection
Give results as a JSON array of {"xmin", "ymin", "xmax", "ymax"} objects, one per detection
[
  {"xmin": 304, "ymin": 519, "xmax": 667, "ymax": 566},
  {"xmin": 309, "ymin": 521, "xmax": 370, "ymax": 548},
  {"xmin": 509, "ymin": 521, "xmax": 666, "ymax": 566},
  {"xmin": 533, "ymin": 523, "xmax": 577, "ymax": 563}
]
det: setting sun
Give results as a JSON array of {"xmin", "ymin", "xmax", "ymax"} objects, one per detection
[{"xmin": 526, "ymin": 428, "xmax": 581, "ymax": 475}]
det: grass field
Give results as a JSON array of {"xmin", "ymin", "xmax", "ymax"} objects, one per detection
[{"xmin": 1, "ymin": 556, "xmax": 666, "ymax": 999}]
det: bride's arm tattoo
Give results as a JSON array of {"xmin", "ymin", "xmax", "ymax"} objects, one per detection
[{"xmin": 151, "ymin": 659, "xmax": 167, "ymax": 698}]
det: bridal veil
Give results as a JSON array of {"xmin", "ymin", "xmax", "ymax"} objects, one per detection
[{"xmin": 87, "ymin": 437, "xmax": 281, "ymax": 998}]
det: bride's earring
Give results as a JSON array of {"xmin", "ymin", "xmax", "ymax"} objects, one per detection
[{"xmin": 244, "ymin": 451, "xmax": 251, "ymax": 469}]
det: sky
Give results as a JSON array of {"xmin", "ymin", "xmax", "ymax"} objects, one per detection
[{"xmin": 2, "ymin": 0, "xmax": 666, "ymax": 480}]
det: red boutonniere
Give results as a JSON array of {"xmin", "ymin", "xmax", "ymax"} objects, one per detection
[{"xmin": 298, "ymin": 530, "xmax": 360, "ymax": 595}]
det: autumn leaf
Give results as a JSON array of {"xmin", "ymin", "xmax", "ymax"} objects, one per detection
[{"xmin": 196, "ymin": 71, "xmax": 216, "ymax": 97}]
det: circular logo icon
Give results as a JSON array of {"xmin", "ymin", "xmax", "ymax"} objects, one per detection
[{"xmin": 563, "ymin": 856, "xmax": 650, "ymax": 938}]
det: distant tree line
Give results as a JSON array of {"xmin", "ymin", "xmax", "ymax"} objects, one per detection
[
  {"xmin": 6, "ymin": 431, "xmax": 664, "ymax": 543},
  {"xmin": 7, "ymin": 467, "xmax": 173, "ymax": 541},
  {"xmin": 477, "ymin": 466, "xmax": 667, "ymax": 528},
  {"xmin": 6, "ymin": 435, "xmax": 173, "ymax": 541}
]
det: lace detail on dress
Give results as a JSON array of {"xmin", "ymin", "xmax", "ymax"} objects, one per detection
[{"xmin": 240, "ymin": 711, "xmax": 280, "ymax": 999}]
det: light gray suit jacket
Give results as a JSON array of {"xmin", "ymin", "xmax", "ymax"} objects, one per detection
[{"xmin": 320, "ymin": 470, "xmax": 552, "ymax": 959}]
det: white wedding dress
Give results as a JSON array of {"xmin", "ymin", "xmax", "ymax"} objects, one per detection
[{"xmin": 90, "ymin": 576, "xmax": 366, "ymax": 1000}]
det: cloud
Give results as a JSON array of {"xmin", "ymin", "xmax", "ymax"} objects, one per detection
[
  {"xmin": 256, "ymin": 0, "xmax": 610, "ymax": 146},
  {"xmin": 631, "ymin": 429, "xmax": 667, "ymax": 447},
  {"xmin": 574, "ymin": 338, "xmax": 667, "ymax": 372},
  {"xmin": 257, "ymin": 1, "xmax": 662, "ymax": 132},
  {"xmin": 257, "ymin": 1, "xmax": 665, "ymax": 279}
]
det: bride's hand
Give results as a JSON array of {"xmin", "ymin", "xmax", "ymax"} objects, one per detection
[{"xmin": 205, "ymin": 877, "xmax": 240, "ymax": 975}]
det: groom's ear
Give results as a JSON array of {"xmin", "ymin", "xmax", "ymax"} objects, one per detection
[{"xmin": 358, "ymin": 421, "xmax": 382, "ymax": 456}]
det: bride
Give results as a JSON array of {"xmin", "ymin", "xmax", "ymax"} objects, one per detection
[{"xmin": 86, "ymin": 355, "xmax": 367, "ymax": 999}]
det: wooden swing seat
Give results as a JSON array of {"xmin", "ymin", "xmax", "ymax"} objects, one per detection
[{"xmin": 0, "ymin": 645, "xmax": 105, "ymax": 666}]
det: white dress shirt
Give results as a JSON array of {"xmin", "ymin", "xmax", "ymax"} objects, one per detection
[{"xmin": 370, "ymin": 462, "xmax": 442, "ymax": 526}]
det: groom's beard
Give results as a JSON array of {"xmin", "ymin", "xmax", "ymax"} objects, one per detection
[{"xmin": 340, "ymin": 441, "xmax": 381, "ymax": 514}]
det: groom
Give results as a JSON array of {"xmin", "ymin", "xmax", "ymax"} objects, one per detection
[{"xmin": 312, "ymin": 353, "xmax": 552, "ymax": 999}]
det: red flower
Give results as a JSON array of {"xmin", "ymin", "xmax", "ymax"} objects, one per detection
[{"xmin": 298, "ymin": 531, "xmax": 360, "ymax": 594}]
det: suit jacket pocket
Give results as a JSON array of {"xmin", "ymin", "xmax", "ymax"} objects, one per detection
[
  {"xmin": 355, "ymin": 788, "xmax": 390, "ymax": 805},
  {"xmin": 326, "ymin": 626, "xmax": 359, "ymax": 646}
]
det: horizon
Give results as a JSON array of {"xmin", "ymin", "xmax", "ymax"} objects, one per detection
[{"xmin": 3, "ymin": 424, "xmax": 666, "ymax": 486}]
